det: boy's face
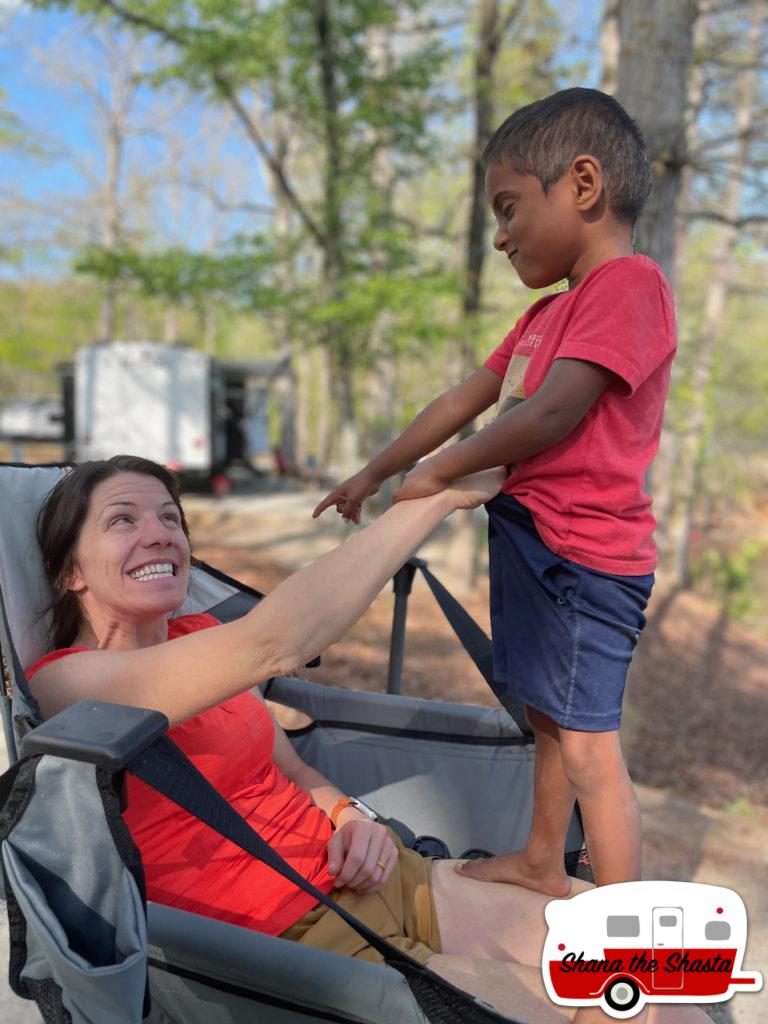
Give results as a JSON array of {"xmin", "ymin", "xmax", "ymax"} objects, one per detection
[{"xmin": 485, "ymin": 159, "xmax": 584, "ymax": 289}]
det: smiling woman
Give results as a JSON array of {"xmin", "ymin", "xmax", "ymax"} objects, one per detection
[
  {"xmin": 37, "ymin": 455, "xmax": 192, "ymax": 653},
  {"xmin": 23, "ymin": 455, "xmax": 713, "ymax": 1024}
]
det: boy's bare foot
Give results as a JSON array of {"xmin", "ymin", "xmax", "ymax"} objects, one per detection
[{"xmin": 454, "ymin": 851, "xmax": 571, "ymax": 897}]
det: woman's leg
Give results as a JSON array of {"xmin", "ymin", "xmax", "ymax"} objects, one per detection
[
  {"xmin": 426, "ymin": 955, "xmax": 570, "ymax": 1022},
  {"xmin": 431, "ymin": 858, "xmax": 590, "ymax": 964},
  {"xmin": 455, "ymin": 707, "xmax": 577, "ymax": 896},
  {"xmin": 427, "ymin": 955, "xmax": 710, "ymax": 1024}
]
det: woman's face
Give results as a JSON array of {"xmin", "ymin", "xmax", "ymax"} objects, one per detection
[{"xmin": 69, "ymin": 471, "xmax": 191, "ymax": 624}]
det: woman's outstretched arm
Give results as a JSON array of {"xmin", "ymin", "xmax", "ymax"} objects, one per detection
[{"xmin": 30, "ymin": 469, "xmax": 504, "ymax": 726}]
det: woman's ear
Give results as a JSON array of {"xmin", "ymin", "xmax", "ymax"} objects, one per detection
[
  {"xmin": 65, "ymin": 562, "xmax": 87, "ymax": 594},
  {"xmin": 569, "ymin": 154, "xmax": 603, "ymax": 213}
]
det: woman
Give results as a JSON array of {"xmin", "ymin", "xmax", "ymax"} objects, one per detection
[{"xmin": 28, "ymin": 456, "xmax": 707, "ymax": 1024}]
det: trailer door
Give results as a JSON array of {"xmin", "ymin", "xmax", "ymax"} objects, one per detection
[{"xmin": 652, "ymin": 907, "xmax": 684, "ymax": 990}]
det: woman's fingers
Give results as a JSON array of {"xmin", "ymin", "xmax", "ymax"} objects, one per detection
[
  {"xmin": 345, "ymin": 826, "xmax": 397, "ymax": 892},
  {"xmin": 329, "ymin": 822, "xmax": 397, "ymax": 892},
  {"xmin": 352, "ymin": 841, "xmax": 398, "ymax": 893}
]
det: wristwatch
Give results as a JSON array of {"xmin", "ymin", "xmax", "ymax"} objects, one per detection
[{"xmin": 330, "ymin": 796, "xmax": 379, "ymax": 828}]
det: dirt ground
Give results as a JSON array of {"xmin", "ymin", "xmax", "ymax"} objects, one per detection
[{"xmin": 185, "ymin": 486, "xmax": 768, "ymax": 1023}]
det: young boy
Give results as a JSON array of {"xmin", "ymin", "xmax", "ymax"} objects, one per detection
[{"xmin": 313, "ymin": 88, "xmax": 676, "ymax": 896}]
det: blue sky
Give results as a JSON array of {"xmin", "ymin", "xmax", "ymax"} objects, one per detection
[{"xmin": 1, "ymin": 1, "xmax": 603, "ymax": 275}]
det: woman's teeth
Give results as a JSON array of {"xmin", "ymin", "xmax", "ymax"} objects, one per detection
[{"xmin": 129, "ymin": 563, "xmax": 174, "ymax": 581}]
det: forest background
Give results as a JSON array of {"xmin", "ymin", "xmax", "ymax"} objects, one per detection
[{"xmin": 1, "ymin": 0, "xmax": 767, "ymax": 632}]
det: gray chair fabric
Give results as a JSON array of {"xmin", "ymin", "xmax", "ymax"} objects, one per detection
[
  {"xmin": 146, "ymin": 903, "xmax": 430, "ymax": 1024},
  {"xmin": 1, "ymin": 757, "xmax": 147, "ymax": 1024}
]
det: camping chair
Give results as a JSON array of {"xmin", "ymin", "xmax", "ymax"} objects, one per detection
[{"xmin": 0, "ymin": 462, "xmax": 587, "ymax": 1024}]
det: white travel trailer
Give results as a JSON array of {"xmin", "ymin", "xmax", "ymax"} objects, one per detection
[
  {"xmin": 64, "ymin": 341, "xmax": 286, "ymax": 485},
  {"xmin": 543, "ymin": 881, "xmax": 762, "ymax": 1018}
]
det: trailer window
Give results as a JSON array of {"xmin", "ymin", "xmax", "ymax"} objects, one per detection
[
  {"xmin": 607, "ymin": 916, "xmax": 640, "ymax": 937},
  {"xmin": 659, "ymin": 915, "xmax": 678, "ymax": 927},
  {"xmin": 705, "ymin": 921, "xmax": 731, "ymax": 941}
]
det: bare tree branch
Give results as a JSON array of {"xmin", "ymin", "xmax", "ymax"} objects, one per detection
[{"xmin": 94, "ymin": 0, "xmax": 326, "ymax": 248}]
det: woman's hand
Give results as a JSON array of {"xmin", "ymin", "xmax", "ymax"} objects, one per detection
[
  {"xmin": 394, "ymin": 462, "xmax": 505, "ymax": 509},
  {"xmin": 326, "ymin": 818, "xmax": 398, "ymax": 893},
  {"xmin": 443, "ymin": 467, "xmax": 507, "ymax": 510}
]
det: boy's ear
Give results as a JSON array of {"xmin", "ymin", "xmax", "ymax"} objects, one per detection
[{"xmin": 569, "ymin": 155, "xmax": 603, "ymax": 213}]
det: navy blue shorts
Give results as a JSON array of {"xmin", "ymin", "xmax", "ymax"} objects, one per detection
[{"xmin": 487, "ymin": 494, "xmax": 654, "ymax": 732}]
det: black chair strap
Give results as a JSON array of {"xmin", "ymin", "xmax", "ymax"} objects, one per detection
[
  {"xmin": 128, "ymin": 735, "xmax": 425, "ymax": 967},
  {"xmin": 127, "ymin": 734, "xmax": 518, "ymax": 1023},
  {"xmin": 415, "ymin": 563, "xmax": 530, "ymax": 735}
]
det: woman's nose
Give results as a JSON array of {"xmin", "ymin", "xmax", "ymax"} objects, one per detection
[
  {"xmin": 141, "ymin": 518, "xmax": 174, "ymax": 546},
  {"xmin": 492, "ymin": 224, "xmax": 507, "ymax": 251}
]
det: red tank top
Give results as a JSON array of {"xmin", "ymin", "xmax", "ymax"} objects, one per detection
[{"xmin": 26, "ymin": 614, "xmax": 335, "ymax": 935}]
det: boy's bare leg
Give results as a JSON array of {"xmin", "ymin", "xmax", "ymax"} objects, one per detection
[
  {"xmin": 455, "ymin": 707, "xmax": 575, "ymax": 895},
  {"xmin": 559, "ymin": 727, "xmax": 641, "ymax": 885}
]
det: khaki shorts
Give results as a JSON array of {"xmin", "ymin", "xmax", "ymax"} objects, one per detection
[{"xmin": 279, "ymin": 831, "xmax": 441, "ymax": 964}]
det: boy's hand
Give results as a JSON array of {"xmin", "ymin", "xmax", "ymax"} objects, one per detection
[
  {"xmin": 392, "ymin": 458, "xmax": 450, "ymax": 502},
  {"xmin": 313, "ymin": 468, "xmax": 380, "ymax": 523}
]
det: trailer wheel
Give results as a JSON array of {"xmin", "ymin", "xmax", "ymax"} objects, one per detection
[{"xmin": 604, "ymin": 978, "xmax": 641, "ymax": 1013}]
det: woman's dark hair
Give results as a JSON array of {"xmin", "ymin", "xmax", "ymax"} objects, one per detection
[
  {"xmin": 483, "ymin": 87, "xmax": 653, "ymax": 225},
  {"xmin": 37, "ymin": 455, "xmax": 190, "ymax": 650}
]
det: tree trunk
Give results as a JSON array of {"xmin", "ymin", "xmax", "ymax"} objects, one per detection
[
  {"xmin": 661, "ymin": 6, "xmax": 763, "ymax": 585},
  {"xmin": 316, "ymin": 0, "xmax": 359, "ymax": 476},
  {"xmin": 99, "ymin": 123, "xmax": 122, "ymax": 340},
  {"xmin": 615, "ymin": 0, "xmax": 698, "ymax": 284},
  {"xmin": 647, "ymin": 11, "xmax": 708, "ymax": 551},
  {"xmin": 448, "ymin": 0, "xmax": 526, "ymax": 592},
  {"xmin": 599, "ymin": 0, "xmax": 620, "ymax": 94},
  {"xmin": 262, "ymin": 115, "xmax": 304, "ymax": 471}
]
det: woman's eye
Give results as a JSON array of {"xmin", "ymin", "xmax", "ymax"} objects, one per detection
[
  {"xmin": 162, "ymin": 513, "xmax": 180, "ymax": 525},
  {"xmin": 109, "ymin": 515, "xmax": 133, "ymax": 527},
  {"xmin": 502, "ymin": 204, "xmax": 514, "ymax": 220}
]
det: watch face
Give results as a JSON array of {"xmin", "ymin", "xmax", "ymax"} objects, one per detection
[{"xmin": 350, "ymin": 798, "xmax": 378, "ymax": 821}]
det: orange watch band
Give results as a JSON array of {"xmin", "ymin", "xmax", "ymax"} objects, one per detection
[{"xmin": 330, "ymin": 796, "xmax": 352, "ymax": 828}]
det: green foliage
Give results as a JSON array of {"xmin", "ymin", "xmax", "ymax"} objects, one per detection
[
  {"xmin": 691, "ymin": 540, "xmax": 768, "ymax": 620},
  {"xmin": 76, "ymin": 238, "xmax": 284, "ymax": 309}
]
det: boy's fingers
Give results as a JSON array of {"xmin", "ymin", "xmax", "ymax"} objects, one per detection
[{"xmin": 312, "ymin": 493, "xmax": 337, "ymax": 518}]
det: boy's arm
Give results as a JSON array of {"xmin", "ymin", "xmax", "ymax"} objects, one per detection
[
  {"xmin": 394, "ymin": 359, "xmax": 611, "ymax": 500},
  {"xmin": 313, "ymin": 367, "xmax": 501, "ymax": 521}
]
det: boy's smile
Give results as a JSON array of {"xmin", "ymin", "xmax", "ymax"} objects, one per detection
[
  {"xmin": 486, "ymin": 160, "xmax": 584, "ymax": 290},
  {"xmin": 485, "ymin": 157, "xmax": 633, "ymax": 291}
]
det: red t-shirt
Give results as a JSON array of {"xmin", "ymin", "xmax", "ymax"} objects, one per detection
[
  {"xmin": 484, "ymin": 255, "xmax": 676, "ymax": 574},
  {"xmin": 26, "ymin": 614, "xmax": 336, "ymax": 935}
]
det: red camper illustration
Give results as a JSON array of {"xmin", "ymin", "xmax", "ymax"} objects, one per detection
[{"xmin": 543, "ymin": 881, "xmax": 762, "ymax": 1018}]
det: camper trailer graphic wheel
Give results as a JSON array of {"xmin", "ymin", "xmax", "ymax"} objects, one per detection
[{"xmin": 604, "ymin": 978, "xmax": 641, "ymax": 1013}]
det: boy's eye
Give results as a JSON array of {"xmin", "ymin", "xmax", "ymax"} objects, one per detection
[{"xmin": 501, "ymin": 203, "xmax": 514, "ymax": 220}]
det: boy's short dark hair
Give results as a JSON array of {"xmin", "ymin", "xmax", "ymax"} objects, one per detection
[{"xmin": 483, "ymin": 87, "xmax": 653, "ymax": 225}]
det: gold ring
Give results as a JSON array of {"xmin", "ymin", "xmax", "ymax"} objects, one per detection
[{"xmin": 376, "ymin": 859, "xmax": 386, "ymax": 871}]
